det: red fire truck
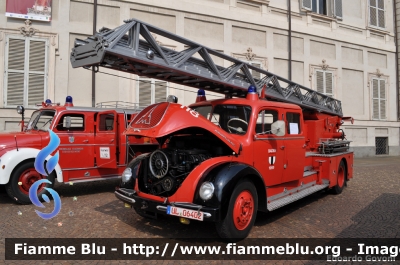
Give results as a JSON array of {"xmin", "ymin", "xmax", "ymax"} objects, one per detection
[
  {"xmin": 0, "ymin": 98, "xmax": 157, "ymax": 204},
  {"xmin": 71, "ymin": 19, "xmax": 354, "ymax": 240}
]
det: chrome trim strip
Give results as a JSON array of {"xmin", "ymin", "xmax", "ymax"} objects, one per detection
[
  {"xmin": 306, "ymin": 151, "xmax": 353, "ymax": 157},
  {"xmin": 66, "ymin": 176, "xmax": 120, "ymax": 183},
  {"xmin": 62, "ymin": 166, "xmax": 126, "ymax": 171},
  {"xmin": 156, "ymin": 206, "xmax": 167, "ymax": 211},
  {"xmin": 115, "ymin": 191, "xmax": 136, "ymax": 204},
  {"xmin": 254, "ymin": 137, "xmax": 305, "ymax": 141},
  {"xmin": 59, "ymin": 144, "xmax": 116, "ymax": 146}
]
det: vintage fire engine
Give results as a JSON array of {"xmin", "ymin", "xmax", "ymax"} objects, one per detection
[
  {"xmin": 0, "ymin": 98, "xmax": 157, "ymax": 204},
  {"xmin": 70, "ymin": 19, "xmax": 354, "ymax": 240}
]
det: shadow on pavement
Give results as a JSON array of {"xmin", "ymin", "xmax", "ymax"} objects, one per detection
[
  {"xmin": 335, "ymin": 193, "xmax": 400, "ymax": 238},
  {"xmin": 94, "ymin": 199, "xmax": 221, "ymax": 239}
]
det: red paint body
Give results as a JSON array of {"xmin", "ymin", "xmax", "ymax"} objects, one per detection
[{"xmin": 121, "ymin": 95, "xmax": 354, "ymax": 212}]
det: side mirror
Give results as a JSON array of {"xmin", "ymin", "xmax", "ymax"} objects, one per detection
[
  {"xmin": 271, "ymin": 120, "xmax": 285, "ymax": 136},
  {"xmin": 65, "ymin": 116, "xmax": 71, "ymax": 128}
]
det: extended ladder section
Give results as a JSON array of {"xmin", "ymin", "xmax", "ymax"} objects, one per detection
[{"xmin": 70, "ymin": 19, "xmax": 343, "ymax": 116}]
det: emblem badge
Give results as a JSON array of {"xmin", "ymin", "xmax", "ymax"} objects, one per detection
[
  {"xmin": 269, "ymin": 156, "xmax": 276, "ymax": 165},
  {"xmin": 136, "ymin": 106, "xmax": 157, "ymax": 125},
  {"xmin": 69, "ymin": 136, "xmax": 74, "ymax": 143}
]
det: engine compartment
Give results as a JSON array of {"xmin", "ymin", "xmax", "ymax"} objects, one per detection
[{"xmin": 137, "ymin": 132, "xmax": 232, "ymax": 196}]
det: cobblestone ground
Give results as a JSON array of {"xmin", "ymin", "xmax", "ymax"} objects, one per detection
[{"xmin": 0, "ymin": 156, "xmax": 399, "ymax": 264}]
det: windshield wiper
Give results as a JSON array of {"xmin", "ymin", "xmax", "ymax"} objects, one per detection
[
  {"xmin": 29, "ymin": 115, "xmax": 41, "ymax": 131},
  {"xmin": 212, "ymin": 114, "xmax": 221, "ymax": 127},
  {"xmin": 38, "ymin": 118, "xmax": 53, "ymax": 131}
]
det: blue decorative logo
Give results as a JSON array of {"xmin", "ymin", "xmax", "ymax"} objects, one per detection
[{"xmin": 30, "ymin": 129, "xmax": 61, "ymax": 219}]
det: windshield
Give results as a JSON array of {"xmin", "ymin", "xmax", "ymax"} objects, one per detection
[
  {"xmin": 192, "ymin": 105, "xmax": 212, "ymax": 119},
  {"xmin": 193, "ymin": 104, "xmax": 252, "ymax": 135},
  {"xmin": 27, "ymin": 110, "xmax": 56, "ymax": 131}
]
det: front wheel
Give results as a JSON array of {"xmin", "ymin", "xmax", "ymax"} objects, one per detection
[
  {"xmin": 215, "ymin": 179, "xmax": 258, "ymax": 241},
  {"xmin": 332, "ymin": 160, "xmax": 347, "ymax": 195},
  {"xmin": 5, "ymin": 161, "xmax": 55, "ymax": 204}
]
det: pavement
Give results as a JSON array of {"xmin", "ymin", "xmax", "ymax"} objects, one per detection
[{"xmin": 0, "ymin": 156, "xmax": 399, "ymax": 264}]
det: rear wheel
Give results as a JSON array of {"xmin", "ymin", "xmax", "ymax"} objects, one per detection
[
  {"xmin": 5, "ymin": 161, "xmax": 55, "ymax": 204},
  {"xmin": 215, "ymin": 179, "xmax": 258, "ymax": 241},
  {"xmin": 332, "ymin": 160, "xmax": 346, "ymax": 195}
]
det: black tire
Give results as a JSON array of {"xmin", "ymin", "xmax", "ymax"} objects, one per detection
[
  {"xmin": 5, "ymin": 161, "xmax": 55, "ymax": 204},
  {"xmin": 332, "ymin": 160, "xmax": 347, "ymax": 195},
  {"xmin": 215, "ymin": 179, "xmax": 258, "ymax": 241}
]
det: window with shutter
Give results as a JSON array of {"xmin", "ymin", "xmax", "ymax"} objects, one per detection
[
  {"xmin": 137, "ymin": 78, "xmax": 169, "ymax": 108},
  {"xmin": 312, "ymin": 0, "xmax": 326, "ymax": 14},
  {"xmin": 334, "ymin": 0, "xmax": 343, "ymax": 19},
  {"xmin": 302, "ymin": 0, "xmax": 342, "ymax": 19},
  {"xmin": 251, "ymin": 63, "xmax": 262, "ymax": 80},
  {"xmin": 315, "ymin": 70, "xmax": 333, "ymax": 96},
  {"xmin": 369, "ymin": 0, "xmax": 385, "ymax": 28},
  {"xmin": 138, "ymin": 79, "xmax": 152, "ymax": 108},
  {"xmin": 28, "ymin": 40, "xmax": 46, "ymax": 106},
  {"xmin": 302, "ymin": 0, "xmax": 312, "ymax": 11},
  {"xmin": 4, "ymin": 36, "xmax": 48, "ymax": 107},
  {"xmin": 154, "ymin": 81, "xmax": 167, "ymax": 103},
  {"xmin": 372, "ymin": 78, "xmax": 386, "ymax": 120}
]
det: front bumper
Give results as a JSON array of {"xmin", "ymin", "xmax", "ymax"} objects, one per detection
[{"xmin": 115, "ymin": 188, "xmax": 221, "ymax": 222}]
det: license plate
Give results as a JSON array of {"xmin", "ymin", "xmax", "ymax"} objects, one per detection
[{"xmin": 167, "ymin": 206, "xmax": 204, "ymax": 221}]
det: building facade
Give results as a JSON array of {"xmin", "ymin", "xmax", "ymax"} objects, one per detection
[{"xmin": 0, "ymin": 0, "xmax": 399, "ymax": 157}]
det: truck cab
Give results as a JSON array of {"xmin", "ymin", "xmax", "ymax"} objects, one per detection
[{"xmin": 0, "ymin": 97, "xmax": 157, "ymax": 204}]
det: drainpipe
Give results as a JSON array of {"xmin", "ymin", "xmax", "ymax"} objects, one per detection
[
  {"xmin": 288, "ymin": 0, "xmax": 292, "ymax": 80},
  {"xmin": 92, "ymin": 0, "xmax": 98, "ymax": 107},
  {"xmin": 394, "ymin": 0, "xmax": 399, "ymax": 120}
]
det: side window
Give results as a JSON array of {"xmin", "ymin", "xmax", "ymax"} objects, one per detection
[
  {"xmin": 287, "ymin": 113, "xmax": 301, "ymax": 135},
  {"xmin": 55, "ymin": 114, "xmax": 85, "ymax": 131},
  {"xmin": 99, "ymin": 113, "xmax": 115, "ymax": 131},
  {"xmin": 255, "ymin": 110, "xmax": 278, "ymax": 134}
]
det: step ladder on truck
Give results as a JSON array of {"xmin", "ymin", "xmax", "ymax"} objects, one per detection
[{"xmin": 70, "ymin": 18, "xmax": 354, "ymax": 241}]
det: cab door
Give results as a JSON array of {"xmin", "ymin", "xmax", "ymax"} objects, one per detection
[
  {"xmin": 282, "ymin": 111, "xmax": 306, "ymax": 182},
  {"xmin": 95, "ymin": 110, "xmax": 118, "ymax": 168},
  {"xmin": 54, "ymin": 112, "xmax": 95, "ymax": 169},
  {"xmin": 252, "ymin": 108, "xmax": 285, "ymax": 186}
]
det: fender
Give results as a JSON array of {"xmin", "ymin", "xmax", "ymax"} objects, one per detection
[
  {"xmin": 194, "ymin": 162, "xmax": 267, "ymax": 219},
  {"xmin": 0, "ymin": 148, "xmax": 63, "ymax": 184}
]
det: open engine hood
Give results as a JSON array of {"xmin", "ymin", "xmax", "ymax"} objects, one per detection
[{"xmin": 125, "ymin": 103, "xmax": 241, "ymax": 154}]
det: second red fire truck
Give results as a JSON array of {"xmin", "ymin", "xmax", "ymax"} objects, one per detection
[{"xmin": 0, "ymin": 98, "xmax": 157, "ymax": 204}]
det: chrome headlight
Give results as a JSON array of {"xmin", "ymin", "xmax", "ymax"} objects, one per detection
[
  {"xmin": 199, "ymin": 182, "xmax": 214, "ymax": 201},
  {"xmin": 16, "ymin": 106, "xmax": 24, "ymax": 114},
  {"xmin": 121, "ymin": 168, "xmax": 132, "ymax": 183}
]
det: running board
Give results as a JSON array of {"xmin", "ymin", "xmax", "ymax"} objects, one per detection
[{"xmin": 267, "ymin": 181, "xmax": 329, "ymax": 211}]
